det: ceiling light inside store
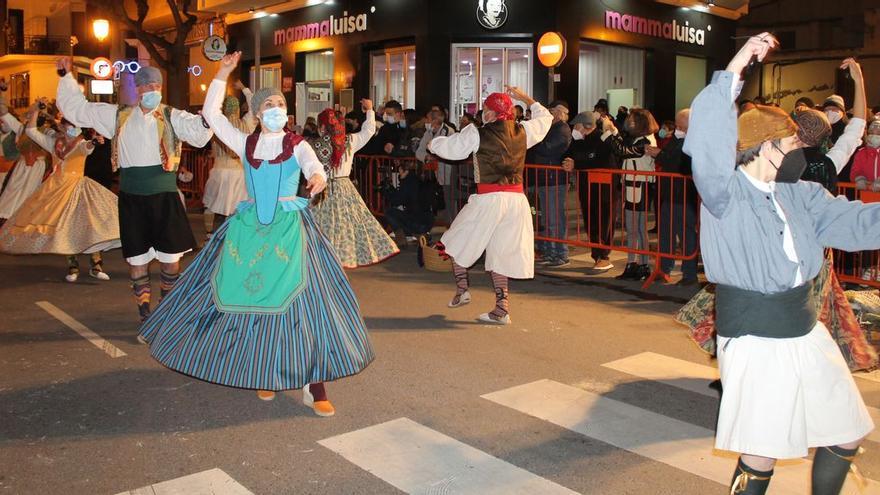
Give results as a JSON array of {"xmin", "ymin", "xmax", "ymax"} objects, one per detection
[
  {"xmin": 253, "ymin": 11, "xmax": 268, "ymax": 18},
  {"xmin": 490, "ymin": 57, "xmax": 499, "ymax": 61},
  {"xmin": 269, "ymin": 13, "xmax": 279, "ymax": 17},
  {"xmin": 408, "ymin": 65, "xmax": 415, "ymax": 70},
  {"xmin": 322, "ymin": 50, "xmax": 332, "ymax": 55}
]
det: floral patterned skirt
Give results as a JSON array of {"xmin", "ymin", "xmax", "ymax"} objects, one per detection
[
  {"xmin": 675, "ymin": 255, "xmax": 879, "ymax": 371},
  {"xmin": 310, "ymin": 177, "xmax": 399, "ymax": 269}
]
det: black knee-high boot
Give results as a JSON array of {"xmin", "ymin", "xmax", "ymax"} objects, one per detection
[
  {"xmin": 730, "ymin": 458, "xmax": 773, "ymax": 494},
  {"xmin": 812, "ymin": 445, "xmax": 862, "ymax": 495}
]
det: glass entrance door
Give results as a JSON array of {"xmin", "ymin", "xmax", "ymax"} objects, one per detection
[{"xmin": 451, "ymin": 43, "xmax": 533, "ymax": 124}]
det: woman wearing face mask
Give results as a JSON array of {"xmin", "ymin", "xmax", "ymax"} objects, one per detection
[
  {"xmin": 307, "ymin": 104, "xmax": 399, "ymax": 268},
  {"xmin": 139, "ymin": 52, "xmax": 373, "ymax": 417},
  {"xmin": 600, "ymin": 108, "xmax": 658, "ymax": 281},
  {"xmin": 0, "ymin": 100, "xmax": 51, "ymax": 225},
  {"xmin": 0, "ymin": 98, "xmax": 120, "ymax": 282},
  {"xmin": 823, "ymin": 94, "xmax": 849, "ymax": 146}
]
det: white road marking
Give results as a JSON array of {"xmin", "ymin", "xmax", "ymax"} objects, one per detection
[
  {"xmin": 482, "ymin": 379, "xmax": 880, "ymax": 495},
  {"xmin": 318, "ymin": 417, "xmax": 579, "ymax": 495},
  {"xmin": 602, "ymin": 351, "xmax": 880, "ymax": 443},
  {"xmin": 115, "ymin": 468, "xmax": 253, "ymax": 495},
  {"xmin": 35, "ymin": 301, "xmax": 127, "ymax": 358}
]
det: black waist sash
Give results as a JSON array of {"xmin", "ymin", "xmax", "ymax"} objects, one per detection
[{"xmin": 715, "ymin": 281, "xmax": 817, "ymax": 339}]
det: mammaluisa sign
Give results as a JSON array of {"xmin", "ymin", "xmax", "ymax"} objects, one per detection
[
  {"xmin": 604, "ymin": 9, "xmax": 709, "ymax": 46},
  {"xmin": 274, "ymin": 10, "xmax": 369, "ymax": 46}
]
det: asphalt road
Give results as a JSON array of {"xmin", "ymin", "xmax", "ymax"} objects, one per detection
[{"xmin": 3, "ymin": 234, "xmax": 880, "ymax": 495}]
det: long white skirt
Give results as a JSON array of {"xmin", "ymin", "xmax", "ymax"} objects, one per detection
[
  {"xmin": 716, "ymin": 322, "xmax": 874, "ymax": 459},
  {"xmin": 0, "ymin": 158, "xmax": 46, "ymax": 219},
  {"xmin": 203, "ymin": 166, "xmax": 247, "ymax": 217},
  {"xmin": 440, "ymin": 191, "xmax": 534, "ymax": 279}
]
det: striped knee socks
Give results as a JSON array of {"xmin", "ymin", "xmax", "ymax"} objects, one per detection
[
  {"xmin": 159, "ymin": 270, "xmax": 180, "ymax": 299},
  {"xmin": 489, "ymin": 271, "xmax": 509, "ymax": 319},
  {"xmin": 131, "ymin": 275, "xmax": 151, "ymax": 321}
]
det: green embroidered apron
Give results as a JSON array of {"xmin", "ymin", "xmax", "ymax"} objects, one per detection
[{"xmin": 211, "ymin": 203, "xmax": 307, "ymax": 313}]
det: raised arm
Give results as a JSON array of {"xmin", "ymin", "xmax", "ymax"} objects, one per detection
[
  {"xmin": 235, "ymin": 81, "xmax": 257, "ymax": 131},
  {"xmin": 827, "ymin": 58, "xmax": 867, "ymax": 173},
  {"xmin": 428, "ymin": 124, "xmax": 479, "ymax": 161},
  {"xmin": 169, "ymin": 109, "xmax": 212, "ymax": 148},
  {"xmin": 204, "ymin": 52, "xmax": 249, "ymax": 157},
  {"xmin": 24, "ymin": 101, "xmax": 57, "ymax": 153},
  {"xmin": 54, "ymin": 57, "xmax": 117, "ymax": 138},
  {"xmin": 507, "ymin": 86, "xmax": 552, "ymax": 148},
  {"xmin": 0, "ymin": 111, "xmax": 22, "ymax": 136},
  {"xmin": 349, "ymin": 100, "xmax": 376, "ymax": 154},
  {"xmin": 684, "ymin": 33, "xmax": 777, "ymax": 218},
  {"xmin": 601, "ymin": 123, "xmax": 647, "ymax": 159}
]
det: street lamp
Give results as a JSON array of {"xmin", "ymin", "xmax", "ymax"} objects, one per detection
[{"xmin": 93, "ymin": 19, "xmax": 109, "ymax": 42}]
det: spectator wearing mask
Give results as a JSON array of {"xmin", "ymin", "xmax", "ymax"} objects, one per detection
[
  {"xmin": 823, "ymin": 94, "xmax": 849, "ymax": 145},
  {"xmin": 795, "ymin": 101, "xmax": 865, "ymax": 193},
  {"xmin": 851, "ymin": 119, "xmax": 880, "ymax": 192},
  {"xmin": 594, "ymin": 98, "xmax": 609, "ymax": 117},
  {"xmin": 562, "ymin": 111, "xmax": 615, "ymax": 271},
  {"xmin": 647, "ymin": 109, "xmax": 697, "ymax": 285},
  {"xmin": 656, "ymin": 120, "xmax": 675, "ymax": 149},
  {"xmin": 600, "ymin": 109, "xmax": 658, "ymax": 281},
  {"xmin": 374, "ymin": 100, "xmax": 406, "ymax": 156},
  {"xmin": 417, "ymin": 109, "xmax": 459, "ymax": 223},
  {"xmin": 528, "ymin": 100, "xmax": 572, "ymax": 267}
]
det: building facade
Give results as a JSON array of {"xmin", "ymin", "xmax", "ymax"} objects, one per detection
[{"xmin": 227, "ymin": 0, "xmax": 736, "ymax": 124}]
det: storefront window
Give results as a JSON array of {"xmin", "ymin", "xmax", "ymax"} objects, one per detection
[
  {"xmin": 249, "ymin": 62, "xmax": 282, "ymax": 91},
  {"xmin": 578, "ymin": 42, "xmax": 644, "ymax": 116},
  {"xmin": 370, "ymin": 47, "xmax": 416, "ymax": 109},
  {"xmin": 298, "ymin": 50, "xmax": 334, "ymax": 122},
  {"xmin": 451, "ymin": 43, "xmax": 533, "ymax": 124}
]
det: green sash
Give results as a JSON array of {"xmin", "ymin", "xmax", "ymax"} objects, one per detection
[{"xmin": 211, "ymin": 205, "xmax": 307, "ymax": 313}]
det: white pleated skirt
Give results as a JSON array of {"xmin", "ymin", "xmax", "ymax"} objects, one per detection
[
  {"xmin": 716, "ymin": 322, "xmax": 874, "ymax": 459},
  {"xmin": 440, "ymin": 191, "xmax": 534, "ymax": 279}
]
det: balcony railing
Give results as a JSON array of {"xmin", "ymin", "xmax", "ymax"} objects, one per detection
[{"xmin": 6, "ymin": 35, "xmax": 70, "ymax": 56}]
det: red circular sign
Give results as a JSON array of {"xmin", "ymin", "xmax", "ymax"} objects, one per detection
[{"xmin": 91, "ymin": 57, "xmax": 113, "ymax": 80}]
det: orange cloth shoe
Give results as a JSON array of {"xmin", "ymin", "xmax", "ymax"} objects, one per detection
[
  {"xmin": 303, "ymin": 384, "xmax": 335, "ymax": 417},
  {"xmin": 257, "ymin": 390, "xmax": 276, "ymax": 401}
]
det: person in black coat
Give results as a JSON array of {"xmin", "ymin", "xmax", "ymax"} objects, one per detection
[
  {"xmin": 646, "ymin": 109, "xmax": 697, "ymax": 285},
  {"xmin": 563, "ymin": 111, "xmax": 616, "ymax": 270},
  {"xmin": 527, "ymin": 100, "xmax": 572, "ymax": 266}
]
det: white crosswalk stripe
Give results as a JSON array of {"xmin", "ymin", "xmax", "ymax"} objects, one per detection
[
  {"xmin": 318, "ymin": 417, "xmax": 579, "ymax": 495},
  {"xmin": 602, "ymin": 351, "xmax": 880, "ymax": 443},
  {"xmin": 482, "ymin": 378, "xmax": 880, "ymax": 495},
  {"xmin": 114, "ymin": 468, "xmax": 253, "ymax": 495}
]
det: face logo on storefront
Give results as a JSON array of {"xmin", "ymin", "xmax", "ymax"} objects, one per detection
[
  {"xmin": 604, "ymin": 10, "xmax": 708, "ymax": 46},
  {"xmin": 477, "ymin": 0, "xmax": 508, "ymax": 30},
  {"xmin": 274, "ymin": 10, "xmax": 369, "ymax": 46}
]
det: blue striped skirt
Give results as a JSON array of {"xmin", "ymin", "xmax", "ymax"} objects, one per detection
[{"xmin": 138, "ymin": 209, "xmax": 374, "ymax": 391}]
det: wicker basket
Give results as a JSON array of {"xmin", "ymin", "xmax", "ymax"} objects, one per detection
[{"xmin": 420, "ymin": 235, "xmax": 452, "ymax": 272}]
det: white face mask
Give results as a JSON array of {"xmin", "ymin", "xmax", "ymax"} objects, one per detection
[
  {"xmin": 866, "ymin": 135, "xmax": 880, "ymax": 148},
  {"xmin": 826, "ymin": 110, "xmax": 843, "ymax": 124},
  {"xmin": 383, "ymin": 114, "xmax": 397, "ymax": 125},
  {"xmin": 674, "ymin": 129, "xmax": 686, "ymax": 139},
  {"xmin": 571, "ymin": 129, "xmax": 584, "ymax": 141}
]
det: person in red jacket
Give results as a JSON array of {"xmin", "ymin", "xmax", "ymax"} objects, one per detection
[{"xmin": 851, "ymin": 119, "xmax": 880, "ymax": 191}]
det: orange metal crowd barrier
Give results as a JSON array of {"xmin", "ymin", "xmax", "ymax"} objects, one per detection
[
  {"xmin": 177, "ymin": 146, "xmax": 212, "ymax": 209},
  {"xmin": 832, "ymin": 182, "xmax": 880, "ymax": 289}
]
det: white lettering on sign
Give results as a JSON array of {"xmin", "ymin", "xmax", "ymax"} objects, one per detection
[
  {"xmin": 604, "ymin": 10, "xmax": 707, "ymax": 46},
  {"xmin": 274, "ymin": 10, "xmax": 369, "ymax": 46}
]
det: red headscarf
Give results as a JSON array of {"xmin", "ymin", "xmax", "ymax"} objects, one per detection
[
  {"xmin": 484, "ymin": 92, "xmax": 514, "ymax": 121},
  {"xmin": 317, "ymin": 108, "xmax": 346, "ymax": 170}
]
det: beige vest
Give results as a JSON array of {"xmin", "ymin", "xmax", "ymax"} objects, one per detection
[{"xmin": 110, "ymin": 104, "xmax": 181, "ymax": 172}]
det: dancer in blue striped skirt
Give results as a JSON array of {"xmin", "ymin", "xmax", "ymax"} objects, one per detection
[{"xmin": 138, "ymin": 52, "xmax": 374, "ymax": 417}]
